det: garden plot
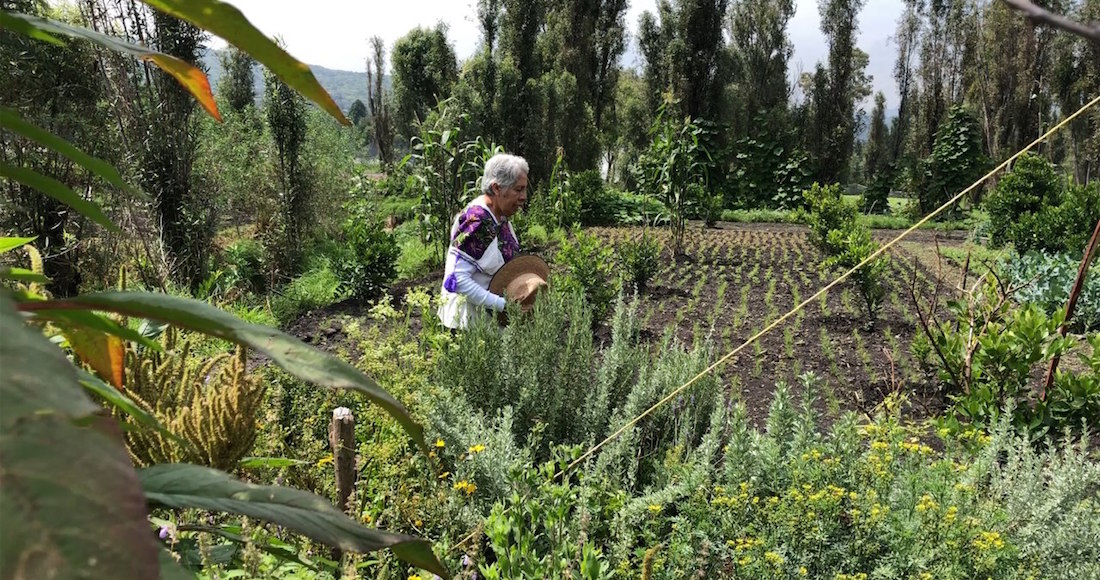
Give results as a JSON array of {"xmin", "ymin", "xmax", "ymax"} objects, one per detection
[{"xmin": 589, "ymin": 224, "xmax": 967, "ymax": 425}]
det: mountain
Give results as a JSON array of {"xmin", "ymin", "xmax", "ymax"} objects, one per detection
[{"xmin": 201, "ymin": 48, "xmax": 389, "ymax": 113}]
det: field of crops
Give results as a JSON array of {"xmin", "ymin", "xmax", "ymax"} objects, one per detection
[{"xmin": 581, "ymin": 224, "xmax": 966, "ymax": 424}]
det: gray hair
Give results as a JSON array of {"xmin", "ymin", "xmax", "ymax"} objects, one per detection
[{"xmin": 480, "ymin": 153, "xmax": 529, "ymax": 195}]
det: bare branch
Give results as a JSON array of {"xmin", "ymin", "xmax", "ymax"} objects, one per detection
[{"xmin": 1001, "ymin": 0, "xmax": 1100, "ymax": 42}]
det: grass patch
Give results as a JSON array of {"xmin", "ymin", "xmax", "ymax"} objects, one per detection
[{"xmin": 270, "ymin": 255, "xmax": 347, "ymax": 325}]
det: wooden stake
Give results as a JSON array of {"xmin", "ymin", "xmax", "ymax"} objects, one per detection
[
  {"xmin": 1041, "ymin": 218, "xmax": 1100, "ymax": 399},
  {"xmin": 329, "ymin": 407, "xmax": 356, "ymax": 568}
]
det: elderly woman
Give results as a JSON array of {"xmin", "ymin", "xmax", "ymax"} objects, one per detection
[{"xmin": 438, "ymin": 153, "xmax": 532, "ymax": 329}]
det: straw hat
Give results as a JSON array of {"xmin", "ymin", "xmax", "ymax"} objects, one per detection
[{"xmin": 489, "ymin": 254, "xmax": 550, "ymax": 307}]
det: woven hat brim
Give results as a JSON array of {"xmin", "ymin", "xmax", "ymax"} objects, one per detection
[{"xmin": 489, "ymin": 254, "xmax": 551, "ymax": 297}]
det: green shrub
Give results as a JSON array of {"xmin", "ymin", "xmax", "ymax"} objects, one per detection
[
  {"xmin": 270, "ymin": 257, "xmax": 347, "ymax": 324},
  {"xmin": 555, "ymin": 229, "xmax": 622, "ymax": 323},
  {"xmin": 985, "ymin": 153, "xmax": 1063, "ymax": 250},
  {"xmin": 861, "ymin": 168, "xmax": 892, "ymax": 214},
  {"xmin": 804, "ymin": 182, "xmax": 888, "ymax": 324},
  {"xmin": 221, "ymin": 238, "xmax": 266, "ymax": 294},
  {"xmin": 803, "ymin": 182, "xmax": 857, "ymax": 254},
  {"xmin": 912, "ymin": 105, "xmax": 988, "ymax": 218},
  {"xmin": 573, "ymin": 170, "xmax": 616, "ymax": 226},
  {"xmin": 618, "ymin": 231, "xmax": 662, "ymax": 291},
  {"xmin": 332, "ymin": 200, "xmax": 399, "ymax": 300},
  {"xmin": 913, "ymin": 277, "xmax": 1100, "ymax": 438},
  {"xmin": 523, "ymin": 223, "xmax": 549, "ymax": 248}
]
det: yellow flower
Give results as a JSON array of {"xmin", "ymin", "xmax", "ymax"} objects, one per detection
[
  {"xmin": 647, "ymin": 504, "xmax": 662, "ymax": 514},
  {"xmin": 453, "ymin": 480, "xmax": 477, "ymax": 495},
  {"xmin": 415, "ymin": 519, "xmax": 423, "ymax": 527},
  {"xmin": 468, "ymin": 444, "xmax": 486, "ymax": 455},
  {"xmin": 765, "ymin": 551, "xmax": 784, "ymax": 566},
  {"xmin": 315, "ymin": 455, "xmax": 334, "ymax": 468},
  {"xmin": 871, "ymin": 441, "xmax": 890, "ymax": 452},
  {"xmin": 408, "ymin": 576, "xmax": 421, "ymax": 580},
  {"xmin": 799, "ymin": 567, "xmax": 808, "ymax": 576},
  {"xmin": 916, "ymin": 494, "xmax": 939, "ymax": 513},
  {"xmin": 438, "ymin": 471, "xmax": 451, "ymax": 479},
  {"xmin": 974, "ymin": 531, "xmax": 1005, "ymax": 551},
  {"xmin": 434, "ymin": 438, "xmax": 446, "ymax": 448},
  {"xmin": 944, "ymin": 505, "xmax": 958, "ymax": 523}
]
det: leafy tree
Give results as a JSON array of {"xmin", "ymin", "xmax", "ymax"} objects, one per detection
[
  {"xmin": 264, "ymin": 64, "xmax": 310, "ymax": 274},
  {"xmin": 1050, "ymin": 0, "xmax": 1100, "ymax": 184},
  {"xmin": 217, "ymin": 47, "xmax": 255, "ymax": 114},
  {"xmin": 727, "ymin": 0, "xmax": 795, "ymax": 136},
  {"xmin": 391, "ymin": 24, "xmax": 458, "ymax": 137},
  {"xmin": 862, "ymin": 92, "xmax": 892, "ymax": 213},
  {"xmin": 0, "ymin": 1, "xmax": 111, "ymax": 296},
  {"xmin": 970, "ymin": 0, "xmax": 1056, "ymax": 163},
  {"xmin": 913, "ymin": 105, "xmax": 987, "ymax": 218},
  {"xmin": 142, "ymin": 11, "xmax": 212, "ymax": 288},
  {"xmin": 638, "ymin": 0, "xmax": 731, "ymax": 122},
  {"xmin": 804, "ymin": 0, "xmax": 870, "ymax": 185},
  {"xmin": 366, "ymin": 35, "xmax": 395, "ymax": 167}
]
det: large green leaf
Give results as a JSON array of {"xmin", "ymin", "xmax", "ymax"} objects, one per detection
[
  {"xmin": 31, "ymin": 309, "xmax": 162, "ymax": 351},
  {"xmin": 140, "ymin": 464, "xmax": 448, "ymax": 576},
  {"xmin": 138, "ymin": 0, "xmax": 349, "ymax": 125},
  {"xmin": 0, "ymin": 10, "xmax": 64, "ymax": 45},
  {"xmin": 0, "ymin": 10, "xmax": 220, "ymax": 121},
  {"xmin": 18, "ymin": 291, "xmax": 427, "ymax": 454},
  {"xmin": 0, "ymin": 162, "xmax": 120, "ymax": 233},
  {"xmin": 1, "ymin": 267, "xmax": 50, "ymax": 284},
  {"xmin": 0, "ymin": 295, "xmax": 159, "ymax": 579},
  {"xmin": 0, "ymin": 236, "xmax": 36, "ymax": 255},
  {"xmin": 0, "ymin": 106, "xmax": 146, "ymax": 200}
]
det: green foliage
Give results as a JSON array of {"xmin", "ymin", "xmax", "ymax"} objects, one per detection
[
  {"xmin": 270, "ymin": 254, "xmax": 347, "ymax": 325},
  {"xmin": 435, "ymin": 287, "xmax": 595, "ymax": 457},
  {"xmin": 804, "ymin": 182, "xmax": 857, "ymax": 253},
  {"xmin": 143, "ymin": 12, "xmax": 212, "ymax": 289},
  {"xmin": 914, "ymin": 278, "xmax": 1100, "ymax": 437},
  {"xmin": 264, "ymin": 63, "xmax": 311, "ymax": 274},
  {"xmin": 861, "ymin": 165, "xmax": 893, "ymax": 214},
  {"xmin": 220, "ymin": 238, "xmax": 266, "ymax": 296},
  {"xmin": 390, "ymin": 24, "xmax": 458, "ymax": 136},
  {"xmin": 572, "ymin": 169, "xmax": 616, "ymax": 227},
  {"xmin": 409, "ymin": 105, "xmax": 496, "ymax": 254},
  {"xmin": 479, "ymin": 450, "xmax": 613, "ymax": 580},
  {"xmin": 985, "ymin": 153, "xmax": 1062, "ymax": 250},
  {"xmin": 618, "ymin": 230, "xmax": 663, "ymax": 291},
  {"xmin": 218, "ymin": 47, "xmax": 256, "ymax": 113},
  {"xmin": 913, "ymin": 105, "xmax": 987, "ymax": 218},
  {"xmin": 332, "ymin": 200, "xmax": 398, "ymax": 301},
  {"xmin": 804, "ymin": 182, "xmax": 888, "ymax": 322},
  {"xmin": 555, "ymin": 229, "xmax": 622, "ymax": 323},
  {"xmin": 636, "ymin": 105, "xmax": 713, "ymax": 255},
  {"xmin": 730, "ymin": 130, "xmax": 814, "ymax": 210},
  {"xmin": 1004, "ymin": 251, "xmax": 1100, "ymax": 332}
]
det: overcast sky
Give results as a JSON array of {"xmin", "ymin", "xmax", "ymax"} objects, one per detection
[{"xmin": 213, "ymin": 0, "xmax": 904, "ymax": 111}]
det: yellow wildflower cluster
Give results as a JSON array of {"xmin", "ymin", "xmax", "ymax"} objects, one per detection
[
  {"xmin": 712, "ymin": 482, "xmax": 754, "ymax": 508},
  {"xmin": 453, "ymin": 480, "xmax": 477, "ymax": 495},
  {"xmin": 799, "ymin": 566, "xmax": 808, "ymax": 576},
  {"xmin": 764, "ymin": 551, "xmax": 784, "ymax": 567},
  {"xmin": 973, "ymin": 530, "xmax": 1006, "ymax": 551},
  {"xmin": 944, "ymin": 505, "xmax": 958, "ymax": 523},
  {"xmin": 899, "ymin": 437, "xmax": 933, "ymax": 455},
  {"xmin": 915, "ymin": 494, "xmax": 940, "ymax": 513},
  {"xmin": 836, "ymin": 573, "xmax": 869, "ymax": 580},
  {"xmin": 434, "ymin": 438, "xmax": 446, "ymax": 448},
  {"xmin": 468, "ymin": 443, "xmax": 486, "ymax": 455},
  {"xmin": 727, "ymin": 536, "xmax": 765, "ymax": 551},
  {"xmin": 647, "ymin": 504, "xmax": 662, "ymax": 514}
]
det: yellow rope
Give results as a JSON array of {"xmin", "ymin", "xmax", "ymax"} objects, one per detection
[{"xmin": 559, "ymin": 94, "xmax": 1100, "ymax": 477}]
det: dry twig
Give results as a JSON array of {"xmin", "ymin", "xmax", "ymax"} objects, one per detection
[{"xmin": 1001, "ymin": 0, "xmax": 1100, "ymax": 42}]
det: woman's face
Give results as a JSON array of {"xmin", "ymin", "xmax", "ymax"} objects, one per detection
[{"xmin": 491, "ymin": 173, "xmax": 528, "ymax": 218}]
